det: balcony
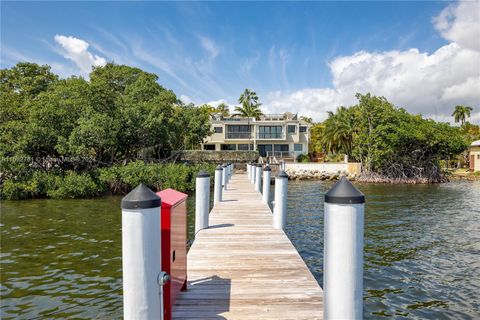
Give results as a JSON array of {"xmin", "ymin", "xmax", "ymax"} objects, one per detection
[
  {"xmin": 226, "ymin": 132, "xmax": 252, "ymax": 139},
  {"xmin": 256, "ymin": 132, "xmax": 285, "ymax": 139}
]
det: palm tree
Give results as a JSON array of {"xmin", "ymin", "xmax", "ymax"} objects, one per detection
[
  {"xmin": 452, "ymin": 105, "xmax": 473, "ymax": 126},
  {"xmin": 234, "ymin": 89, "xmax": 263, "ymax": 151},
  {"xmin": 215, "ymin": 103, "xmax": 230, "ymax": 117},
  {"xmin": 321, "ymin": 107, "xmax": 356, "ymax": 157}
]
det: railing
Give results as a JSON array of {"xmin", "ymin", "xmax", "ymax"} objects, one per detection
[
  {"xmin": 226, "ymin": 132, "xmax": 252, "ymax": 139},
  {"xmin": 222, "ymin": 118, "xmax": 251, "ymax": 122},
  {"xmin": 256, "ymin": 133, "xmax": 285, "ymax": 139},
  {"xmin": 266, "ymin": 151, "xmax": 295, "ymax": 158}
]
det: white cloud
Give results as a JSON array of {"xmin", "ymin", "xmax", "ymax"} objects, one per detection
[
  {"xmin": 54, "ymin": 35, "xmax": 106, "ymax": 75},
  {"xmin": 198, "ymin": 35, "xmax": 219, "ymax": 60},
  {"xmin": 433, "ymin": 1, "xmax": 480, "ymax": 51},
  {"xmin": 264, "ymin": 1, "xmax": 480, "ymax": 123},
  {"xmin": 180, "ymin": 94, "xmax": 194, "ymax": 104}
]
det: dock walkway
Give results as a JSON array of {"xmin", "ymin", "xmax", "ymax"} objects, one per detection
[{"xmin": 173, "ymin": 173, "xmax": 323, "ymax": 319}]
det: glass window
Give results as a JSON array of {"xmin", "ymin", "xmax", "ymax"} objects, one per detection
[
  {"xmin": 214, "ymin": 127, "xmax": 223, "ymax": 133},
  {"xmin": 274, "ymin": 144, "xmax": 289, "ymax": 151},
  {"xmin": 203, "ymin": 144, "xmax": 215, "ymax": 150},
  {"xmin": 288, "ymin": 125, "xmax": 296, "ymax": 133},
  {"xmin": 294, "ymin": 144, "xmax": 303, "ymax": 152},
  {"xmin": 226, "ymin": 125, "xmax": 251, "ymax": 138},
  {"xmin": 221, "ymin": 144, "xmax": 237, "ymax": 150},
  {"xmin": 238, "ymin": 144, "xmax": 253, "ymax": 151},
  {"xmin": 259, "ymin": 126, "xmax": 283, "ymax": 138},
  {"xmin": 299, "ymin": 126, "xmax": 307, "ymax": 133}
]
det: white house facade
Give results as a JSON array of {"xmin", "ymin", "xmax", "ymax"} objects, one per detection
[{"xmin": 202, "ymin": 112, "xmax": 310, "ymax": 159}]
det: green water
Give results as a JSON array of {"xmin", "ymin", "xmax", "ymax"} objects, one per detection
[{"xmin": 1, "ymin": 181, "xmax": 479, "ymax": 319}]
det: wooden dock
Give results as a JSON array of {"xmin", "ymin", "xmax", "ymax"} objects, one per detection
[{"xmin": 173, "ymin": 173, "xmax": 323, "ymax": 319}]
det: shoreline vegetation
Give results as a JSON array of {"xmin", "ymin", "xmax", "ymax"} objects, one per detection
[{"xmin": 1, "ymin": 62, "xmax": 478, "ymax": 200}]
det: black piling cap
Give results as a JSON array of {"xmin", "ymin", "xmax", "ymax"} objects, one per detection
[
  {"xmin": 264, "ymin": 165, "xmax": 271, "ymax": 171},
  {"xmin": 277, "ymin": 170, "xmax": 288, "ymax": 178},
  {"xmin": 197, "ymin": 170, "xmax": 210, "ymax": 178},
  {"xmin": 121, "ymin": 183, "xmax": 161, "ymax": 210},
  {"xmin": 215, "ymin": 165, "xmax": 223, "ymax": 171},
  {"xmin": 324, "ymin": 177, "xmax": 365, "ymax": 204}
]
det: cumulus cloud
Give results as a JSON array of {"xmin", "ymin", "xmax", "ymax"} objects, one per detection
[
  {"xmin": 433, "ymin": 1, "xmax": 480, "ymax": 51},
  {"xmin": 54, "ymin": 35, "xmax": 107, "ymax": 75},
  {"xmin": 264, "ymin": 1, "xmax": 480, "ymax": 123}
]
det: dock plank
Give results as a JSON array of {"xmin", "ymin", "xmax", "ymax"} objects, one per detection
[{"xmin": 173, "ymin": 173, "xmax": 323, "ymax": 319}]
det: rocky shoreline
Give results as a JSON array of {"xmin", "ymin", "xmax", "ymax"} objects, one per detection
[
  {"xmin": 283, "ymin": 168, "xmax": 466, "ymax": 184},
  {"xmin": 285, "ymin": 168, "xmax": 356, "ymax": 181}
]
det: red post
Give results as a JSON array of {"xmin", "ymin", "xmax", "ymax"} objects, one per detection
[{"xmin": 156, "ymin": 189, "xmax": 188, "ymax": 320}]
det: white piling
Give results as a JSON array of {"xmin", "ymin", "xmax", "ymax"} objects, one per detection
[
  {"xmin": 273, "ymin": 170, "xmax": 288, "ymax": 230},
  {"xmin": 251, "ymin": 163, "xmax": 256, "ymax": 185},
  {"xmin": 262, "ymin": 165, "xmax": 271, "ymax": 204},
  {"xmin": 195, "ymin": 171, "xmax": 210, "ymax": 234},
  {"xmin": 228, "ymin": 162, "xmax": 232, "ymax": 182},
  {"xmin": 222, "ymin": 164, "xmax": 227, "ymax": 190},
  {"xmin": 214, "ymin": 165, "xmax": 223, "ymax": 204},
  {"xmin": 247, "ymin": 163, "xmax": 251, "ymax": 180},
  {"xmin": 121, "ymin": 183, "xmax": 166, "ymax": 320},
  {"xmin": 255, "ymin": 164, "xmax": 262, "ymax": 192},
  {"xmin": 323, "ymin": 177, "xmax": 365, "ymax": 320}
]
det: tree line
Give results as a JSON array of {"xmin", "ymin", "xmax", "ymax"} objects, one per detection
[
  {"xmin": 308, "ymin": 94, "xmax": 477, "ymax": 182},
  {"xmin": 0, "ymin": 62, "xmax": 214, "ymax": 199}
]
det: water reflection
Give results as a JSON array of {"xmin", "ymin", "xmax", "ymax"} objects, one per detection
[
  {"xmin": 1, "ymin": 181, "xmax": 479, "ymax": 319},
  {"xmin": 286, "ymin": 180, "xmax": 480, "ymax": 319}
]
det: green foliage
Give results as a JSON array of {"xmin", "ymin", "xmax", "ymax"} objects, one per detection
[
  {"xmin": 215, "ymin": 103, "xmax": 230, "ymax": 117},
  {"xmin": 234, "ymin": 89, "xmax": 263, "ymax": 119},
  {"xmin": 1, "ymin": 170, "xmax": 102, "ymax": 200},
  {"xmin": 452, "ymin": 105, "xmax": 473, "ymax": 125},
  {"xmin": 318, "ymin": 93, "xmax": 468, "ymax": 181},
  {"xmin": 1, "ymin": 163, "xmax": 216, "ymax": 200},
  {"xmin": 1, "ymin": 62, "xmax": 213, "ymax": 199},
  {"xmin": 47, "ymin": 172, "xmax": 104, "ymax": 199},
  {"xmin": 296, "ymin": 154, "xmax": 310, "ymax": 163},
  {"xmin": 98, "ymin": 161, "xmax": 216, "ymax": 194},
  {"xmin": 1, "ymin": 62, "xmax": 211, "ymax": 175}
]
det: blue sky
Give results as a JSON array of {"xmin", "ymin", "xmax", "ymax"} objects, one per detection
[{"xmin": 1, "ymin": 1, "xmax": 479, "ymax": 122}]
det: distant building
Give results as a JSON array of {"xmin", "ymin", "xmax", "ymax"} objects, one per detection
[
  {"xmin": 470, "ymin": 140, "xmax": 480, "ymax": 172},
  {"xmin": 202, "ymin": 112, "xmax": 310, "ymax": 159}
]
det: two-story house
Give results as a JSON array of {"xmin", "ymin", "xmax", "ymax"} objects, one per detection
[{"xmin": 202, "ymin": 112, "xmax": 310, "ymax": 159}]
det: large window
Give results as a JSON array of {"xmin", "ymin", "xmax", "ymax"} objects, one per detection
[
  {"xmin": 226, "ymin": 125, "xmax": 251, "ymax": 139},
  {"xmin": 258, "ymin": 126, "xmax": 283, "ymax": 139},
  {"xmin": 221, "ymin": 144, "xmax": 237, "ymax": 150},
  {"xmin": 274, "ymin": 144, "xmax": 289, "ymax": 152},
  {"xmin": 214, "ymin": 127, "xmax": 223, "ymax": 133},
  {"xmin": 238, "ymin": 144, "xmax": 254, "ymax": 151},
  {"xmin": 287, "ymin": 125, "xmax": 296, "ymax": 133},
  {"xmin": 299, "ymin": 126, "xmax": 308, "ymax": 133},
  {"xmin": 203, "ymin": 144, "xmax": 215, "ymax": 150}
]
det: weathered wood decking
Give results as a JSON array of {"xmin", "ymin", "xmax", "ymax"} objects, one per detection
[{"xmin": 173, "ymin": 173, "xmax": 323, "ymax": 319}]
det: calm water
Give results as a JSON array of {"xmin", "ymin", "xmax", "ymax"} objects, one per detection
[{"xmin": 1, "ymin": 180, "xmax": 479, "ymax": 319}]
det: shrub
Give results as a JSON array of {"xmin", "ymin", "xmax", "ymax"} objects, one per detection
[
  {"xmin": 296, "ymin": 154, "xmax": 310, "ymax": 163},
  {"xmin": 1, "ymin": 180, "xmax": 30, "ymax": 200},
  {"xmin": 46, "ymin": 171, "xmax": 104, "ymax": 199},
  {"xmin": 98, "ymin": 161, "xmax": 217, "ymax": 194}
]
